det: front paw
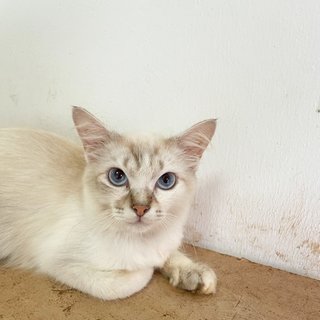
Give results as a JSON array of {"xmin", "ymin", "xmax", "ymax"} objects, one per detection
[{"xmin": 167, "ymin": 262, "xmax": 217, "ymax": 294}]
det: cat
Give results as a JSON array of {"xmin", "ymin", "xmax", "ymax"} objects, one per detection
[{"xmin": 0, "ymin": 107, "xmax": 217, "ymax": 300}]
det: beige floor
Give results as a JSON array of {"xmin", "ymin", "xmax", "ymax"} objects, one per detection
[{"xmin": 0, "ymin": 245, "xmax": 319, "ymax": 320}]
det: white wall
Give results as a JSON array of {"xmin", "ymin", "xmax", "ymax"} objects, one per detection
[{"xmin": 0, "ymin": 0, "xmax": 319, "ymax": 279}]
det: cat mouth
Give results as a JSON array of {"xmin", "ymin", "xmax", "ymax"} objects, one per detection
[
  {"xmin": 128, "ymin": 217, "xmax": 151, "ymax": 226},
  {"xmin": 134, "ymin": 219, "xmax": 147, "ymax": 224}
]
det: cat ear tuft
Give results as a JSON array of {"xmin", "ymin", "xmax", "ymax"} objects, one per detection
[
  {"xmin": 177, "ymin": 119, "xmax": 217, "ymax": 168},
  {"xmin": 72, "ymin": 106, "xmax": 110, "ymax": 161}
]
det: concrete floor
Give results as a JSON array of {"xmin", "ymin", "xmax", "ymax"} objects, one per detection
[{"xmin": 0, "ymin": 245, "xmax": 319, "ymax": 320}]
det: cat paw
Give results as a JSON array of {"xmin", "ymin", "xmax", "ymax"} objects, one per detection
[{"xmin": 167, "ymin": 262, "xmax": 217, "ymax": 294}]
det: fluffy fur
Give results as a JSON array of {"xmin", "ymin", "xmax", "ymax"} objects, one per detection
[{"xmin": 0, "ymin": 107, "xmax": 217, "ymax": 299}]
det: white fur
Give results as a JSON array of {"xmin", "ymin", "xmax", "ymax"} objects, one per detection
[{"xmin": 0, "ymin": 108, "xmax": 217, "ymax": 299}]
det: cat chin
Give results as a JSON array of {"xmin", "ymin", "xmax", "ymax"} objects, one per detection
[
  {"xmin": 114, "ymin": 217, "xmax": 166, "ymax": 235},
  {"xmin": 126, "ymin": 220, "xmax": 157, "ymax": 233},
  {"xmin": 129, "ymin": 224, "xmax": 153, "ymax": 234}
]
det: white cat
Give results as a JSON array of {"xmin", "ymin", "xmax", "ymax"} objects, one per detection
[{"xmin": 0, "ymin": 107, "xmax": 217, "ymax": 300}]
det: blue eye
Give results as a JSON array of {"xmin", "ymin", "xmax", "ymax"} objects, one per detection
[
  {"xmin": 156, "ymin": 172, "xmax": 176, "ymax": 190},
  {"xmin": 108, "ymin": 168, "xmax": 128, "ymax": 186}
]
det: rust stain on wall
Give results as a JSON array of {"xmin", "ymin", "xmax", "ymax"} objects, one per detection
[
  {"xmin": 275, "ymin": 251, "xmax": 288, "ymax": 262},
  {"xmin": 299, "ymin": 240, "xmax": 320, "ymax": 256}
]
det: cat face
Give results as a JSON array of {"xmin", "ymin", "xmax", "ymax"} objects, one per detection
[{"xmin": 73, "ymin": 107, "xmax": 216, "ymax": 235}]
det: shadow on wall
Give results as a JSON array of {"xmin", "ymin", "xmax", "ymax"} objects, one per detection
[{"xmin": 184, "ymin": 174, "xmax": 222, "ymax": 247}]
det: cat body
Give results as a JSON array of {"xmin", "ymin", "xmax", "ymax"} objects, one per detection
[{"xmin": 0, "ymin": 108, "xmax": 217, "ymax": 299}]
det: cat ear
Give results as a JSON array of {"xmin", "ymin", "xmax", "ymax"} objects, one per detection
[
  {"xmin": 72, "ymin": 106, "xmax": 112, "ymax": 161},
  {"xmin": 177, "ymin": 119, "xmax": 217, "ymax": 168}
]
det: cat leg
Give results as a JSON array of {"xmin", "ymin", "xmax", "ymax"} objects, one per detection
[
  {"xmin": 46, "ymin": 263, "xmax": 154, "ymax": 300},
  {"xmin": 160, "ymin": 250, "xmax": 217, "ymax": 294}
]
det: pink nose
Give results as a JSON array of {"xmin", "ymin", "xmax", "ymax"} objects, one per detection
[{"xmin": 132, "ymin": 205, "xmax": 150, "ymax": 217}]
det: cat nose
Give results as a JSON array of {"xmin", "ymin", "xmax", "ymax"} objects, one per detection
[{"xmin": 132, "ymin": 204, "xmax": 150, "ymax": 217}]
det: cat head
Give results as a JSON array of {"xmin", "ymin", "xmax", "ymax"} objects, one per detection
[{"xmin": 72, "ymin": 107, "xmax": 216, "ymax": 235}]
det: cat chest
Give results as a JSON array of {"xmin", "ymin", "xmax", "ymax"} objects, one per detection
[{"xmin": 87, "ymin": 235, "xmax": 179, "ymax": 271}]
